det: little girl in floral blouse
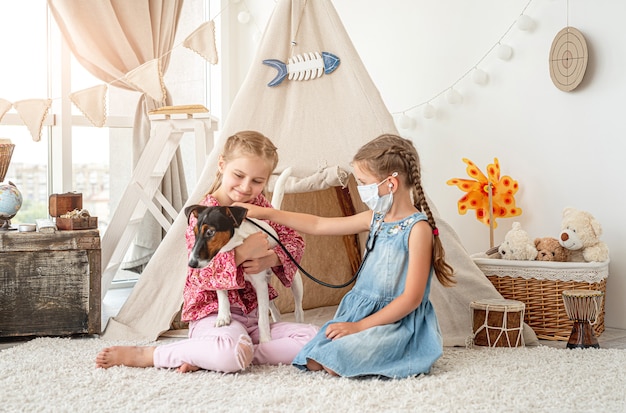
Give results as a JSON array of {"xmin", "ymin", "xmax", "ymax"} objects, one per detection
[{"xmin": 96, "ymin": 131, "xmax": 317, "ymax": 373}]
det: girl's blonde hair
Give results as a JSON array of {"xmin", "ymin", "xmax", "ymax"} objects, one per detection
[
  {"xmin": 352, "ymin": 133, "xmax": 455, "ymax": 287},
  {"xmin": 205, "ymin": 130, "xmax": 279, "ymax": 196}
]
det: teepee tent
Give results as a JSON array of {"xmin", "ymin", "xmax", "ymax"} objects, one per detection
[{"xmin": 103, "ymin": 0, "xmax": 536, "ymax": 346}]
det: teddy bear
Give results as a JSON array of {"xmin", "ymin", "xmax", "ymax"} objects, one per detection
[
  {"xmin": 558, "ymin": 207, "xmax": 609, "ymax": 262},
  {"xmin": 534, "ymin": 237, "xmax": 570, "ymax": 262},
  {"xmin": 498, "ymin": 221, "xmax": 538, "ymax": 260}
]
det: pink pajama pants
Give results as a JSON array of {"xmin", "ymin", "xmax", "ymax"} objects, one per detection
[{"xmin": 153, "ymin": 307, "xmax": 319, "ymax": 373}]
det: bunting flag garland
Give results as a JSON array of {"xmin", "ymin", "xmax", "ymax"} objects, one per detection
[
  {"xmin": 13, "ymin": 99, "xmax": 53, "ymax": 142},
  {"xmin": 183, "ymin": 20, "xmax": 218, "ymax": 64},
  {"xmin": 69, "ymin": 84, "xmax": 108, "ymax": 127},
  {"xmin": 5, "ymin": 0, "xmax": 535, "ymax": 140},
  {"xmin": 124, "ymin": 58, "xmax": 166, "ymax": 103},
  {"xmin": 2, "ymin": 15, "xmax": 226, "ymax": 137},
  {"xmin": 2, "ymin": 2, "xmax": 537, "ymax": 139},
  {"xmin": 0, "ymin": 99, "xmax": 12, "ymax": 122}
]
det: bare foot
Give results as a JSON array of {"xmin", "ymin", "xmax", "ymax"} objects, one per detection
[
  {"xmin": 306, "ymin": 359, "xmax": 324, "ymax": 371},
  {"xmin": 177, "ymin": 362, "xmax": 201, "ymax": 373},
  {"xmin": 307, "ymin": 359, "xmax": 339, "ymax": 376},
  {"xmin": 95, "ymin": 346, "xmax": 156, "ymax": 369},
  {"xmin": 324, "ymin": 366, "xmax": 339, "ymax": 377}
]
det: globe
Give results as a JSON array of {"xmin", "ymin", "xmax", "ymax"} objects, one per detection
[{"xmin": 0, "ymin": 182, "xmax": 22, "ymax": 228}]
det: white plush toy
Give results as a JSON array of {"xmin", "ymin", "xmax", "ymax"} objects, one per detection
[
  {"xmin": 559, "ymin": 207, "xmax": 609, "ymax": 262},
  {"xmin": 498, "ymin": 222, "xmax": 538, "ymax": 260}
]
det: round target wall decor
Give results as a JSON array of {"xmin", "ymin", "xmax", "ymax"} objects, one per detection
[{"xmin": 549, "ymin": 26, "xmax": 588, "ymax": 92}]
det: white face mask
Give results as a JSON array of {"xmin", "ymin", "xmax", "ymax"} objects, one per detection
[{"xmin": 357, "ymin": 173, "xmax": 397, "ymax": 214}]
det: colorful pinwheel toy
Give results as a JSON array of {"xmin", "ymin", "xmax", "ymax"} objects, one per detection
[{"xmin": 447, "ymin": 158, "xmax": 521, "ymax": 246}]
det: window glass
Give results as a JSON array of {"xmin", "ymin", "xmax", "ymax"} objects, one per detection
[
  {"xmin": 71, "ymin": 126, "xmax": 112, "ymax": 229},
  {"xmin": 0, "ymin": 1, "xmax": 49, "ymax": 225},
  {"xmin": 70, "ymin": 56, "xmax": 137, "ymax": 234}
]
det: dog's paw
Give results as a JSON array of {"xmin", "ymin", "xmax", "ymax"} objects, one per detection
[{"xmin": 215, "ymin": 315, "xmax": 232, "ymax": 327}]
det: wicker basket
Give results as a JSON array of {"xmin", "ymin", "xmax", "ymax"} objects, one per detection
[
  {"xmin": 472, "ymin": 255, "xmax": 609, "ymax": 341},
  {"xmin": 0, "ymin": 143, "xmax": 15, "ymax": 182}
]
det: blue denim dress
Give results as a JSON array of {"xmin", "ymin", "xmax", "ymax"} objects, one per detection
[{"xmin": 292, "ymin": 212, "xmax": 443, "ymax": 378}]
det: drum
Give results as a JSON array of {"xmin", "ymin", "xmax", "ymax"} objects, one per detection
[
  {"xmin": 562, "ymin": 289, "xmax": 604, "ymax": 349},
  {"xmin": 470, "ymin": 298, "xmax": 525, "ymax": 347}
]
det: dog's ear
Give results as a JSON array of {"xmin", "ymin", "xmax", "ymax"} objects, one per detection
[
  {"xmin": 227, "ymin": 206, "xmax": 248, "ymax": 227},
  {"xmin": 185, "ymin": 205, "xmax": 206, "ymax": 223}
]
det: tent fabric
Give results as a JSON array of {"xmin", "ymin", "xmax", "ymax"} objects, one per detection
[{"xmin": 103, "ymin": 0, "xmax": 536, "ymax": 347}]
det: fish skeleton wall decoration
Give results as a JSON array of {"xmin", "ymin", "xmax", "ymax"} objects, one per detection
[{"xmin": 263, "ymin": 52, "xmax": 340, "ymax": 87}]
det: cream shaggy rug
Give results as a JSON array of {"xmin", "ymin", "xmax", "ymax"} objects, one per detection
[{"xmin": 0, "ymin": 337, "xmax": 624, "ymax": 413}]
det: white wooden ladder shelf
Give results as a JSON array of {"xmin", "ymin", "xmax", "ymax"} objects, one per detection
[{"xmin": 101, "ymin": 110, "xmax": 218, "ymax": 294}]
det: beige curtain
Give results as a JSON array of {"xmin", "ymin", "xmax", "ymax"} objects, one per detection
[{"xmin": 48, "ymin": 0, "xmax": 187, "ymax": 277}]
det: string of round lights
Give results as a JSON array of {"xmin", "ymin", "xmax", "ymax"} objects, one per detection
[{"xmin": 395, "ymin": 0, "xmax": 535, "ymax": 130}]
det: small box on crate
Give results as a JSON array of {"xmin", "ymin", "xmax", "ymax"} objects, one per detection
[
  {"xmin": 48, "ymin": 192, "xmax": 97, "ymax": 230},
  {"xmin": 49, "ymin": 192, "xmax": 82, "ymax": 216},
  {"xmin": 56, "ymin": 213, "xmax": 98, "ymax": 230}
]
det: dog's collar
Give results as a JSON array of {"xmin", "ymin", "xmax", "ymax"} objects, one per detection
[{"xmin": 225, "ymin": 207, "xmax": 242, "ymax": 228}]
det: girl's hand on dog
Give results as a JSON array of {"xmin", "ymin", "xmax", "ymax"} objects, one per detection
[
  {"xmin": 235, "ymin": 232, "xmax": 271, "ymax": 265},
  {"xmin": 232, "ymin": 202, "xmax": 267, "ymax": 219},
  {"xmin": 242, "ymin": 249, "xmax": 279, "ymax": 274}
]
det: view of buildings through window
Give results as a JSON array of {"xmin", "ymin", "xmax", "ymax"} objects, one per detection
[
  {"xmin": 0, "ymin": 3, "xmax": 50, "ymax": 225},
  {"xmin": 0, "ymin": 1, "xmax": 215, "ymax": 284},
  {"xmin": 0, "ymin": 1, "xmax": 126, "ymax": 229}
]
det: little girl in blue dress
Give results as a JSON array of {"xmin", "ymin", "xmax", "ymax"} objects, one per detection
[{"xmin": 238, "ymin": 133, "xmax": 455, "ymax": 378}]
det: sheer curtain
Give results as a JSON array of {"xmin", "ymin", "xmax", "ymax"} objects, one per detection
[{"xmin": 48, "ymin": 0, "xmax": 186, "ymax": 283}]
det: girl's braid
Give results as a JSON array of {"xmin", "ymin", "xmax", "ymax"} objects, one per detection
[
  {"xmin": 401, "ymin": 144, "xmax": 454, "ymax": 285},
  {"xmin": 400, "ymin": 146, "xmax": 437, "ymax": 234}
]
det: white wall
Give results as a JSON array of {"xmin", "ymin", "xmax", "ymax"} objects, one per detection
[{"xmin": 224, "ymin": 0, "xmax": 625, "ymax": 330}]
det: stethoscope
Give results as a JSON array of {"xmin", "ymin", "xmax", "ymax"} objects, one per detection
[{"xmin": 245, "ymin": 215, "xmax": 383, "ymax": 289}]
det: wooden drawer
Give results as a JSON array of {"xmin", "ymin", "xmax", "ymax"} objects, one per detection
[{"xmin": 0, "ymin": 229, "xmax": 101, "ymax": 337}]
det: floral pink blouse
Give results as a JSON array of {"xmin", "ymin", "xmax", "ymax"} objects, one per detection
[{"xmin": 181, "ymin": 193, "xmax": 305, "ymax": 322}]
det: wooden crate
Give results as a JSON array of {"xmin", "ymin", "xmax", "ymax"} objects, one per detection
[{"xmin": 0, "ymin": 229, "xmax": 101, "ymax": 337}]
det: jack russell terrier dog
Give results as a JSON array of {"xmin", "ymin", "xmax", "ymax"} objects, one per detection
[{"xmin": 184, "ymin": 169, "xmax": 304, "ymax": 343}]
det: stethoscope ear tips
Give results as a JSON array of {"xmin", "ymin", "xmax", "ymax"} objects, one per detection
[{"xmin": 389, "ymin": 172, "xmax": 398, "ymax": 189}]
